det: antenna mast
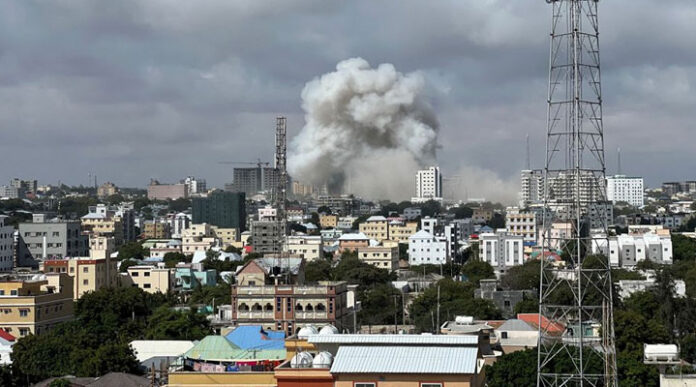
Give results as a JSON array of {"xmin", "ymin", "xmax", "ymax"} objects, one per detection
[
  {"xmin": 275, "ymin": 117, "xmax": 288, "ymax": 255},
  {"xmin": 537, "ymin": 0, "xmax": 618, "ymax": 386}
]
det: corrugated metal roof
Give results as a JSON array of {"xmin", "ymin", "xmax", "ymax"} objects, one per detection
[
  {"xmin": 330, "ymin": 346, "xmax": 478, "ymax": 374},
  {"xmin": 308, "ymin": 334, "xmax": 478, "ymax": 345},
  {"xmin": 497, "ymin": 319, "xmax": 535, "ymax": 332}
]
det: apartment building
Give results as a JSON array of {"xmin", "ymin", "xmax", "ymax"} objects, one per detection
[
  {"xmin": 357, "ymin": 246, "xmax": 399, "ymax": 271},
  {"xmin": 147, "ymin": 180, "xmax": 188, "ymax": 200},
  {"xmin": 412, "ymin": 166, "xmax": 443, "ymax": 202},
  {"xmin": 358, "ymin": 216, "xmax": 389, "ymax": 241},
  {"xmin": 250, "ymin": 220, "xmax": 283, "ymax": 254},
  {"xmin": 472, "ymin": 208, "xmax": 494, "ymax": 224},
  {"xmin": 0, "ymin": 273, "xmax": 74, "ymax": 337},
  {"xmin": 592, "ymin": 229, "xmax": 673, "ymax": 267},
  {"xmin": 124, "ymin": 265, "xmax": 174, "ymax": 294},
  {"xmin": 505, "ymin": 207, "xmax": 537, "ymax": 243},
  {"xmin": 210, "ymin": 226, "xmax": 238, "ymax": 247},
  {"xmin": 81, "ymin": 204, "xmax": 135, "ymax": 247},
  {"xmin": 0, "ymin": 216, "xmax": 13, "ymax": 272},
  {"xmin": 192, "ymin": 190, "xmax": 246, "ymax": 231},
  {"xmin": 408, "ymin": 230, "xmax": 448, "ymax": 265},
  {"xmin": 142, "ymin": 221, "xmax": 171, "ymax": 239},
  {"xmin": 388, "ymin": 220, "xmax": 418, "ymax": 244},
  {"xmin": 182, "ymin": 224, "xmax": 220, "ymax": 254},
  {"xmin": 319, "ymin": 214, "xmax": 338, "ymax": 229},
  {"xmin": 336, "ymin": 216, "xmax": 357, "ymax": 231},
  {"xmin": 606, "ymin": 175, "xmax": 644, "ymax": 207},
  {"xmin": 337, "ymin": 233, "xmax": 369, "ymax": 254},
  {"xmin": 479, "ymin": 231, "xmax": 525, "ymax": 276},
  {"xmin": 18, "ymin": 214, "xmax": 88, "ymax": 260},
  {"xmin": 96, "ymin": 182, "xmax": 118, "ymax": 199},
  {"xmin": 284, "ymin": 236, "xmax": 323, "ymax": 261},
  {"xmin": 520, "ymin": 169, "xmax": 544, "ymax": 206}
]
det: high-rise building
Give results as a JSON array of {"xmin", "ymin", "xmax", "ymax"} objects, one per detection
[
  {"xmin": 228, "ymin": 168, "xmax": 283, "ymax": 196},
  {"xmin": 96, "ymin": 182, "xmax": 118, "ymax": 199},
  {"xmin": 183, "ymin": 176, "xmax": 206, "ymax": 195},
  {"xmin": 80, "ymin": 203, "xmax": 135, "ymax": 247},
  {"xmin": 519, "ymin": 169, "xmax": 544, "ymax": 205},
  {"xmin": 18, "ymin": 214, "xmax": 88, "ymax": 260},
  {"xmin": 505, "ymin": 207, "xmax": 537, "ymax": 243},
  {"xmin": 606, "ymin": 175, "xmax": 644, "ymax": 207},
  {"xmin": 192, "ymin": 190, "xmax": 246, "ymax": 231},
  {"xmin": 412, "ymin": 166, "xmax": 442, "ymax": 202},
  {"xmin": 147, "ymin": 180, "xmax": 188, "ymax": 200},
  {"xmin": 478, "ymin": 231, "xmax": 525, "ymax": 276},
  {"xmin": 10, "ymin": 179, "xmax": 37, "ymax": 196},
  {"xmin": 0, "ymin": 216, "xmax": 13, "ymax": 272}
]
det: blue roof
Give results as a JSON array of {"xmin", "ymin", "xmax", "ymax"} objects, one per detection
[{"xmin": 225, "ymin": 325, "xmax": 285, "ymax": 350}]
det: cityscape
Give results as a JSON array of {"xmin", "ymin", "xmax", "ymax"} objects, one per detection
[{"xmin": 0, "ymin": 1, "xmax": 695, "ymax": 387}]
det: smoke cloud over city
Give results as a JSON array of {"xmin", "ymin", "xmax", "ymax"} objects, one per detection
[{"xmin": 288, "ymin": 58, "xmax": 439, "ymax": 200}]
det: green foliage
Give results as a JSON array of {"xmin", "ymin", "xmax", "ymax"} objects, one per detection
[
  {"xmin": 680, "ymin": 334, "xmax": 696, "ymax": 364},
  {"xmin": 409, "ymin": 263, "xmax": 462, "ymax": 277},
  {"xmin": 169, "ymin": 198, "xmax": 191, "ymax": 212},
  {"xmin": 485, "ymin": 213, "xmax": 506, "ymax": 229},
  {"xmin": 513, "ymin": 295, "xmax": 539, "ymax": 315},
  {"xmin": 304, "ymin": 259, "xmax": 332, "ymax": 283},
  {"xmin": 317, "ymin": 205, "xmax": 332, "ymax": 215},
  {"xmin": 58, "ymin": 197, "xmax": 98, "ymax": 217},
  {"xmin": 144, "ymin": 306, "xmax": 212, "ymax": 340},
  {"xmin": 461, "ymin": 259, "xmax": 494, "ymax": 286},
  {"xmin": 449, "ymin": 205, "xmax": 473, "ymax": 219},
  {"xmin": 352, "ymin": 215, "xmax": 369, "ymax": 231},
  {"xmin": 310, "ymin": 212, "xmax": 320, "ymax": 227},
  {"xmin": 420, "ymin": 200, "xmax": 442, "ymax": 218},
  {"xmin": 409, "ymin": 279, "xmax": 501, "ymax": 333},
  {"xmin": 49, "ymin": 378, "xmax": 72, "ymax": 387},
  {"xmin": 500, "ymin": 259, "xmax": 540, "ymax": 291},
  {"xmin": 188, "ymin": 283, "xmax": 232, "ymax": 306},
  {"xmin": 331, "ymin": 256, "xmax": 396, "ymax": 289},
  {"xmin": 105, "ymin": 194, "xmax": 125, "ymax": 205},
  {"xmin": 358, "ymin": 283, "xmax": 402, "ymax": 326},
  {"xmin": 201, "ymin": 251, "xmax": 244, "ymax": 280},
  {"xmin": 612, "ymin": 268, "xmax": 645, "ymax": 282},
  {"xmin": 224, "ymin": 245, "xmax": 242, "ymax": 254},
  {"xmin": 484, "ymin": 349, "xmax": 537, "ymax": 387},
  {"xmin": 117, "ymin": 241, "xmax": 149, "ymax": 260},
  {"xmin": 163, "ymin": 252, "xmax": 191, "ymax": 268},
  {"xmin": 672, "ymin": 234, "xmax": 696, "ymax": 261},
  {"xmin": 119, "ymin": 259, "xmax": 138, "ymax": 273}
]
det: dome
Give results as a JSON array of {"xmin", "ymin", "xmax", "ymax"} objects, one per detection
[
  {"xmin": 319, "ymin": 325, "xmax": 339, "ymax": 335},
  {"xmin": 290, "ymin": 352, "xmax": 313, "ymax": 368},
  {"xmin": 312, "ymin": 351, "xmax": 334, "ymax": 368},
  {"xmin": 297, "ymin": 325, "xmax": 318, "ymax": 339}
]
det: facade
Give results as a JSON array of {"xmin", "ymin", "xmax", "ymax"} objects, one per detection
[
  {"xmin": 211, "ymin": 226, "xmax": 238, "ymax": 247},
  {"xmin": 388, "ymin": 221, "xmax": 418, "ymax": 244},
  {"xmin": 250, "ymin": 220, "xmax": 283, "ymax": 254},
  {"xmin": 81, "ymin": 203, "xmax": 135, "ymax": 247},
  {"xmin": 336, "ymin": 216, "xmax": 357, "ymax": 231},
  {"xmin": 479, "ymin": 231, "xmax": 525, "ymax": 276},
  {"xmin": 606, "ymin": 175, "xmax": 644, "ymax": 207},
  {"xmin": 125, "ymin": 265, "xmax": 174, "ymax": 293},
  {"xmin": 182, "ymin": 224, "xmax": 220, "ymax": 254},
  {"xmin": 592, "ymin": 231, "xmax": 673, "ymax": 267},
  {"xmin": 175, "ymin": 264, "xmax": 216, "ymax": 290},
  {"xmin": 18, "ymin": 214, "xmax": 88, "ymax": 260},
  {"xmin": 413, "ymin": 166, "xmax": 443, "ymax": 202},
  {"xmin": 319, "ymin": 214, "xmax": 338, "ymax": 229},
  {"xmin": 505, "ymin": 207, "xmax": 537, "ymax": 243},
  {"xmin": 169, "ymin": 212, "xmax": 191, "ymax": 238},
  {"xmin": 0, "ymin": 186, "xmax": 23, "ymax": 199},
  {"xmin": 96, "ymin": 182, "xmax": 118, "ymax": 199},
  {"xmin": 229, "ymin": 167, "xmax": 280, "ymax": 195},
  {"xmin": 476, "ymin": 279, "xmax": 536, "ymax": 319},
  {"xmin": 192, "ymin": 190, "xmax": 246, "ymax": 231},
  {"xmin": 0, "ymin": 216, "xmax": 13, "ymax": 272},
  {"xmin": 358, "ymin": 216, "xmax": 389, "ymax": 241},
  {"xmin": 337, "ymin": 233, "xmax": 369, "ymax": 254},
  {"xmin": 183, "ymin": 176, "xmax": 207, "ymax": 195},
  {"xmin": 143, "ymin": 221, "xmax": 171, "ymax": 239},
  {"xmin": 519, "ymin": 169, "xmax": 544, "ymax": 205},
  {"xmin": 357, "ymin": 246, "xmax": 399, "ymax": 271},
  {"xmin": 408, "ymin": 230, "xmax": 448, "ymax": 265},
  {"xmin": 472, "ymin": 208, "xmax": 494, "ymax": 224},
  {"xmin": 285, "ymin": 236, "xmax": 323, "ymax": 261},
  {"xmin": 403, "ymin": 207, "xmax": 422, "ymax": 220},
  {"xmin": 0, "ymin": 273, "xmax": 74, "ymax": 337},
  {"xmin": 147, "ymin": 180, "xmax": 188, "ymax": 200}
]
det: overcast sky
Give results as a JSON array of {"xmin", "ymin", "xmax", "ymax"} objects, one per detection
[{"xmin": 0, "ymin": 0, "xmax": 694, "ymax": 195}]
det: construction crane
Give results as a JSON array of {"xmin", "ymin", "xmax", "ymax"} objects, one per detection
[{"xmin": 218, "ymin": 159, "xmax": 270, "ymax": 168}]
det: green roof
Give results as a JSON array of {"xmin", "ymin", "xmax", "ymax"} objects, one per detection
[{"xmin": 183, "ymin": 336, "xmax": 286, "ymax": 361}]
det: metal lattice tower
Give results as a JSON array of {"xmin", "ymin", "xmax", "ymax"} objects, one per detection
[
  {"xmin": 537, "ymin": 1, "xmax": 618, "ymax": 386},
  {"xmin": 275, "ymin": 116, "xmax": 288, "ymax": 237}
]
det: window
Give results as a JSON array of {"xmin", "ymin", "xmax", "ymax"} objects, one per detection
[
  {"xmin": 19, "ymin": 328, "xmax": 29, "ymax": 337},
  {"xmin": 143, "ymin": 284, "xmax": 151, "ymax": 289},
  {"xmin": 19, "ymin": 309, "xmax": 29, "ymax": 317},
  {"xmin": 0, "ymin": 290, "xmax": 4, "ymax": 295},
  {"xmin": 131, "ymin": 272, "xmax": 139, "ymax": 277},
  {"xmin": 83, "ymin": 279, "xmax": 89, "ymax": 285},
  {"xmin": 144, "ymin": 272, "xmax": 150, "ymax": 277},
  {"xmin": 83, "ymin": 267, "xmax": 88, "ymax": 273},
  {"xmin": 355, "ymin": 383, "xmax": 376, "ymax": 387},
  {"xmin": 421, "ymin": 384, "xmax": 443, "ymax": 387},
  {"xmin": 501, "ymin": 331, "xmax": 508, "ymax": 339},
  {"xmin": 10, "ymin": 290, "xmax": 17, "ymax": 296}
]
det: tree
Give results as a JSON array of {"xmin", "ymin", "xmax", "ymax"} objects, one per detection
[
  {"xmin": 514, "ymin": 295, "xmax": 539, "ymax": 314},
  {"xmin": 224, "ymin": 245, "xmax": 242, "ymax": 254},
  {"xmin": 310, "ymin": 212, "xmax": 320, "ymax": 226},
  {"xmin": 461, "ymin": 260, "xmax": 494, "ymax": 286},
  {"xmin": 352, "ymin": 215, "xmax": 369, "ymax": 231},
  {"xmin": 169, "ymin": 198, "xmax": 191, "ymax": 212},
  {"xmin": 144, "ymin": 306, "xmax": 212, "ymax": 340},
  {"xmin": 117, "ymin": 242, "xmax": 148, "ymax": 260},
  {"xmin": 449, "ymin": 205, "xmax": 473, "ymax": 219},
  {"xmin": 359, "ymin": 283, "xmax": 402, "ymax": 326},
  {"xmin": 119, "ymin": 259, "xmax": 139, "ymax": 273},
  {"xmin": 317, "ymin": 205, "xmax": 332, "ymax": 215},
  {"xmin": 420, "ymin": 200, "xmax": 441, "ymax": 218},
  {"xmin": 672, "ymin": 234, "xmax": 696, "ymax": 261},
  {"xmin": 304, "ymin": 259, "xmax": 332, "ymax": 283},
  {"xmin": 331, "ymin": 256, "xmax": 395, "ymax": 289},
  {"xmin": 163, "ymin": 252, "xmax": 191, "ymax": 268},
  {"xmin": 50, "ymin": 378, "xmax": 72, "ymax": 387},
  {"xmin": 485, "ymin": 349, "xmax": 537, "ymax": 386},
  {"xmin": 188, "ymin": 283, "xmax": 232, "ymax": 306},
  {"xmin": 105, "ymin": 194, "xmax": 125, "ymax": 205},
  {"xmin": 500, "ymin": 259, "xmax": 540, "ymax": 291},
  {"xmin": 485, "ymin": 213, "xmax": 506, "ymax": 229}
]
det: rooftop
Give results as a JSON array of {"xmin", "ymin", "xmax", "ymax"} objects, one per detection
[
  {"xmin": 308, "ymin": 334, "xmax": 478, "ymax": 346},
  {"xmin": 330, "ymin": 346, "xmax": 478, "ymax": 374}
]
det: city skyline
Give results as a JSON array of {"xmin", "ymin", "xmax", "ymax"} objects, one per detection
[{"xmin": 1, "ymin": 1, "xmax": 694, "ymax": 195}]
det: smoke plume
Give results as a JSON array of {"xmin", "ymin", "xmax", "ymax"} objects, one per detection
[{"xmin": 288, "ymin": 58, "xmax": 439, "ymax": 200}]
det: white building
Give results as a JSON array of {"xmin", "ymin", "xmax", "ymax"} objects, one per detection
[
  {"xmin": 479, "ymin": 231, "xmax": 525, "ymax": 276},
  {"xmin": 412, "ymin": 166, "xmax": 442, "ymax": 203},
  {"xmin": 606, "ymin": 175, "xmax": 644, "ymax": 207},
  {"xmin": 408, "ymin": 230, "xmax": 448, "ymax": 265},
  {"xmin": 284, "ymin": 235, "xmax": 323, "ymax": 261},
  {"xmin": 592, "ymin": 231, "xmax": 673, "ymax": 267},
  {"xmin": 183, "ymin": 176, "xmax": 206, "ymax": 195},
  {"xmin": 168, "ymin": 212, "xmax": 191, "ymax": 239},
  {"xmin": 336, "ymin": 216, "xmax": 357, "ymax": 231},
  {"xmin": 0, "ymin": 216, "xmax": 13, "ymax": 272},
  {"xmin": 520, "ymin": 169, "xmax": 544, "ymax": 206},
  {"xmin": 505, "ymin": 207, "xmax": 537, "ymax": 243}
]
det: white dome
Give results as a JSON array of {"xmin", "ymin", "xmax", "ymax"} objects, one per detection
[
  {"xmin": 312, "ymin": 351, "xmax": 334, "ymax": 368},
  {"xmin": 290, "ymin": 352, "xmax": 313, "ymax": 368},
  {"xmin": 297, "ymin": 325, "xmax": 318, "ymax": 339},
  {"xmin": 319, "ymin": 325, "xmax": 339, "ymax": 335}
]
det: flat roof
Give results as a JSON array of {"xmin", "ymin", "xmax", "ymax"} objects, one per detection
[
  {"xmin": 308, "ymin": 334, "xmax": 478, "ymax": 346},
  {"xmin": 330, "ymin": 346, "xmax": 478, "ymax": 374}
]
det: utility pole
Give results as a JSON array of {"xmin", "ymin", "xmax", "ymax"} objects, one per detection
[
  {"xmin": 537, "ymin": 1, "xmax": 618, "ymax": 386},
  {"xmin": 436, "ymin": 285, "xmax": 440, "ymax": 334},
  {"xmin": 393, "ymin": 295, "xmax": 398, "ymax": 334}
]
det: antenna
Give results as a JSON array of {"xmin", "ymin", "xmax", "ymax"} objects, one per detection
[
  {"xmin": 617, "ymin": 147, "xmax": 622, "ymax": 175},
  {"xmin": 526, "ymin": 133, "xmax": 531, "ymax": 170}
]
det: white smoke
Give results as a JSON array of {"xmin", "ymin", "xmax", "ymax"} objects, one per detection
[
  {"xmin": 288, "ymin": 58, "xmax": 438, "ymax": 200},
  {"xmin": 445, "ymin": 166, "xmax": 519, "ymax": 205}
]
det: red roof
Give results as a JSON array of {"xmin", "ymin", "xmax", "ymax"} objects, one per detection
[
  {"xmin": 517, "ymin": 313, "xmax": 565, "ymax": 334},
  {"xmin": 0, "ymin": 330, "xmax": 15, "ymax": 342}
]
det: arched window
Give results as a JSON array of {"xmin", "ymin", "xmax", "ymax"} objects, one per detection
[
  {"xmin": 316, "ymin": 303, "xmax": 326, "ymax": 312},
  {"xmin": 252, "ymin": 303, "xmax": 262, "ymax": 311},
  {"xmin": 306, "ymin": 304, "xmax": 314, "ymax": 312},
  {"xmin": 239, "ymin": 303, "xmax": 249, "ymax": 311},
  {"xmin": 295, "ymin": 303, "xmax": 303, "ymax": 311},
  {"xmin": 264, "ymin": 303, "xmax": 273, "ymax": 311}
]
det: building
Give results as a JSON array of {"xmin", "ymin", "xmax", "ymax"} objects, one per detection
[
  {"xmin": 147, "ymin": 180, "xmax": 188, "ymax": 200},
  {"xmin": 307, "ymin": 334, "xmax": 485, "ymax": 387},
  {"xmin": 337, "ymin": 233, "xmax": 369, "ymax": 254},
  {"xmin": 181, "ymin": 224, "xmax": 220, "ymax": 254},
  {"xmin": 357, "ymin": 246, "xmax": 399, "ymax": 271},
  {"xmin": 505, "ymin": 207, "xmax": 537, "ymax": 244},
  {"xmin": 494, "ymin": 318, "xmax": 539, "ymax": 354},
  {"xmin": 412, "ymin": 166, "xmax": 443, "ymax": 202},
  {"xmin": 0, "ymin": 273, "xmax": 74, "ymax": 337},
  {"xmin": 18, "ymin": 214, "xmax": 88, "ymax": 260},
  {"xmin": 606, "ymin": 175, "xmax": 644, "ymax": 207},
  {"xmin": 403, "ymin": 207, "xmax": 422, "ymax": 220},
  {"xmin": 169, "ymin": 212, "xmax": 191, "ymax": 239},
  {"xmin": 336, "ymin": 216, "xmax": 357, "ymax": 231},
  {"xmin": 142, "ymin": 221, "xmax": 171, "ymax": 239},
  {"xmin": 0, "ymin": 186, "xmax": 23, "ymax": 199},
  {"xmin": 0, "ymin": 216, "xmax": 13, "ymax": 272},
  {"xmin": 319, "ymin": 214, "xmax": 338, "ymax": 229},
  {"xmin": 388, "ymin": 220, "xmax": 418, "ymax": 244},
  {"xmin": 519, "ymin": 169, "xmax": 544, "ymax": 205},
  {"xmin": 592, "ymin": 230, "xmax": 673, "ymax": 267},
  {"xmin": 292, "ymin": 180, "xmax": 315, "ymax": 197},
  {"xmin": 40, "ymin": 245, "xmax": 118, "ymax": 300},
  {"xmin": 472, "ymin": 208, "xmax": 494, "ymax": 224},
  {"xmin": 183, "ymin": 176, "xmax": 207, "ymax": 195},
  {"xmin": 475, "ymin": 279, "xmax": 536, "ymax": 319},
  {"xmin": 250, "ymin": 220, "xmax": 283, "ymax": 254},
  {"xmin": 10, "ymin": 179, "xmax": 37, "ymax": 196},
  {"xmin": 314, "ymin": 196, "xmax": 356, "ymax": 217},
  {"xmin": 358, "ymin": 216, "xmax": 389, "ymax": 241},
  {"xmin": 124, "ymin": 265, "xmax": 174, "ymax": 293},
  {"xmin": 96, "ymin": 182, "xmax": 118, "ymax": 199},
  {"xmin": 284, "ymin": 236, "xmax": 323, "ymax": 261},
  {"xmin": 81, "ymin": 204, "xmax": 135, "ymax": 247},
  {"xmin": 228, "ymin": 167, "xmax": 281, "ymax": 195},
  {"xmin": 174, "ymin": 263, "xmax": 216, "ymax": 290},
  {"xmin": 479, "ymin": 231, "xmax": 525, "ymax": 276},
  {"xmin": 408, "ymin": 230, "xmax": 448, "ymax": 265},
  {"xmin": 211, "ymin": 226, "xmax": 238, "ymax": 247},
  {"xmin": 192, "ymin": 190, "xmax": 246, "ymax": 231}
]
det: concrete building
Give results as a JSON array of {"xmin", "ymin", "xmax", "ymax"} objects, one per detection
[
  {"xmin": 519, "ymin": 169, "xmax": 544, "ymax": 206},
  {"xmin": 505, "ymin": 207, "xmax": 537, "ymax": 243},
  {"xmin": 606, "ymin": 175, "xmax": 644, "ymax": 207},
  {"xmin": 10, "ymin": 179, "xmax": 37, "ymax": 196},
  {"xmin": 147, "ymin": 180, "xmax": 188, "ymax": 200},
  {"xmin": 210, "ymin": 226, "xmax": 238, "ymax": 247},
  {"xmin": 412, "ymin": 166, "xmax": 443, "ymax": 202},
  {"xmin": 0, "ymin": 186, "xmax": 23, "ymax": 199},
  {"xmin": 174, "ymin": 263, "xmax": 216, "ymax": 290},
  {"xmin": 388, "ymin": 220, "xmax": 418, "ymax": 244},
  {"xmin": 476, "ymin": 279, "xmax": 536, "ymax": 319},
  {"xmin": 357, "ymin": 246, "xmax": 399, "ymax": 271},
  {"xmin": 403, "ymin": 207, "xmax": 422, "ymax": 220},
  {"xmin": 96, "ymin": 182, "xmax": 118, "ymax": 199},
  {"xmin": 319, "ymin": 214, "xmax": 338, "ymax": 229},
  {"xmin": 168, "ymin": 212, "xmax": 191, "ymax": 239},
  {"xmin": 250, "ymin": 220, "xmax": 283, "ymax": 255},
  {"xmin": 337, "ymin": 233, "xmax": 369, "ymax": 254},
  {"xmin": 124, "ymin": 265, "xmax": 174, "ymax": 294},
  {"xmin": 142, "ymin": 221, "xmax": 171, "ymax": 239},
  {"xmin": 408, "ymin": 230, "xmax": 448, "ymax": 265},
  {"xmin": 18, "ymin": 214, "xmax": 88, "ymax": 260},
  {"xmin": 192, "ymin": 190, "xmax": 246, "ymax": 231},
  {"xmin": 472, "ymin": 208, "xmax": 494, "ymax": 224},
  {"xmin": 182, "ymin": 224, "xmax": 220, "ymax": 254},
  {"xmin": 479, "ymin": 231, "xmax": 525, "ymax": 276},
  {"xmin": 359, "ymin": 216, "xmax": 389, "ymax": 241},
  {"xmin": 81, "ymin": 203, "xmax": 135, "ymax": 247},
  {"xmin": 284, "ymin": 235, "xmax": 323, "ymax": 261},
  {"xmin": 0, "ymin": 273, "xmax": 74, "ymax": 337},
  {"xmin": 336, "ymin": 216, "xmax": 357, "ymax": 231},
  {"xmin": 592, "ymin": 230, "xmax": 673, "ymax": 267},
  {"xmin": 0, "ymin": 216, "xmax": 13, "ymax": 272},
  {"xmin": 183, "ymin": 176, "xmax": 206, "ymax": 195},
  {"xmin": 228, "ymin": 167, "xmax": 281, "ymax": 195}
]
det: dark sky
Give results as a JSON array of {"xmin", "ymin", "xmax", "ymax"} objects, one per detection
[{"xmin": 0, "ymin": 0, "xmax": 694, "ymax": 192}]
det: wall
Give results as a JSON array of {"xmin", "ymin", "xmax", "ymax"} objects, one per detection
[{"xmin": 334, "ymin": 373, "xmax": 476, "ymax": 387}]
